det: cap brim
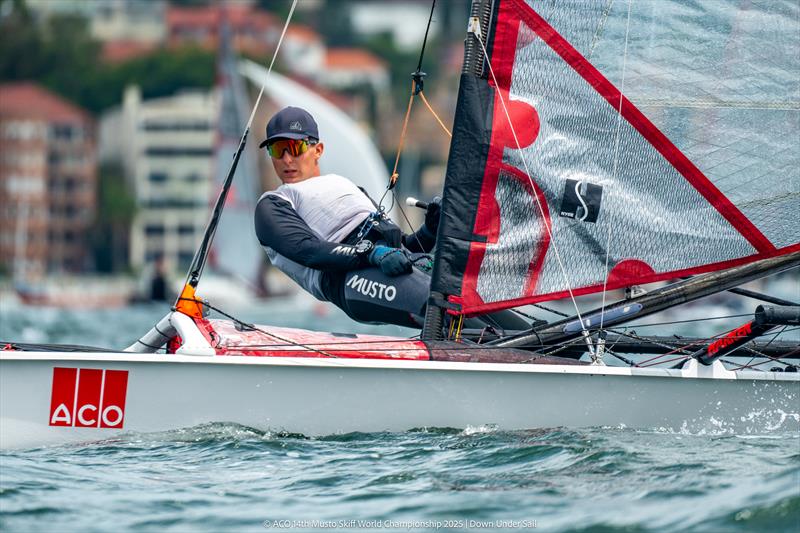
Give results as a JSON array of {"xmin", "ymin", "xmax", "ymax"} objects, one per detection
[{"xmin": 259, "ymin": 132, "xmax": 312, "ymax": 148}]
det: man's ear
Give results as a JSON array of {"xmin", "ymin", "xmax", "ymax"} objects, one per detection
[{"xmin": 314, "ymin": 142, "xmax": 324, "ymax": 161}]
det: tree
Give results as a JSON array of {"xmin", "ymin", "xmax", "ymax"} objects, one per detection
[
  {"xmin": 92, "ymin": 163, "xmax": 136, "ymax": 273},
  {"xmin": 0, "ymin": 4, "xmax": 215, "ymax": 115}
]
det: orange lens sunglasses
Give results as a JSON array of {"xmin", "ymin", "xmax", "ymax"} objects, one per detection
[{"xmin": 266, "ymin": 139, "xmax": 317, "ymax": 159}]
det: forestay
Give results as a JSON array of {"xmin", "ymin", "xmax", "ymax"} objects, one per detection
[{"xmin": 431, "ymin": 0, "xmax": 800, "ymax": 316}]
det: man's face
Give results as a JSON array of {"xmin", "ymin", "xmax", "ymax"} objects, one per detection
[{"xmin": 269, "ymin": 139, "xmax": 324, "ymax": 184}]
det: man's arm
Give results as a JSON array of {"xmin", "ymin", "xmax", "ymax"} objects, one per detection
[
  {"xmin": 401, "ymin": 197, "xmax": 441, "ymax": 253},
  {"xmin": 402, "ymin": 226, "xmax": 435, "ymax": 253},
  {"xmin": 255, "ymin": 195, "xmax": 368, "ymax": 271}
]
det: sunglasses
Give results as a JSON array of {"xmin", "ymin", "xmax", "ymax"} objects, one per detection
[{"xmin": 266, "ymin": 138, "xmax": 318, "ymax": 159}]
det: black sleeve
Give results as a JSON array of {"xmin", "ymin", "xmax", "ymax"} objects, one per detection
[
  {"xmin": 254, "ymin": 195, "xmax": 369, "ymax": 271},
  {"xmin": 402, "ymin": 224, "xmax": 436, "ymax": 253}
]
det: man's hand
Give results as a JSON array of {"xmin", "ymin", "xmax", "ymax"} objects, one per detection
[
  {"xmin": 425, "ymin": 196, "xmax": 442, "ymax": 235},
  {"xmin": 369, "ymin": 245, "xmax": 412, "ymax": 276}
]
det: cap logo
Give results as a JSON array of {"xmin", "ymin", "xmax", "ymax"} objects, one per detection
[{"xmin": 288, "ymin": 121, "xmax": 302, "ymax": 131}]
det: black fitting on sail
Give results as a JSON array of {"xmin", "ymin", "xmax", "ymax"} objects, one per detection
[
  {"xmin": 755, "ymin": 304, "xmax": 800, "ymax": 326},
  {"xmin": 412, "ymin": 70, "xmax": 426, "ymax": 95},
  {"xmin": 422, "ymin": 292, "xmax": 446, "ymax": 340},
  {"xmin": 463, "ymin": 0, "xmax": 495, "ymax": 77}
]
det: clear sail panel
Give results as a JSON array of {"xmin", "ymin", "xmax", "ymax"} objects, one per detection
[{"xmin": 440, "ymin": 0, "xmax": 799, "ymax": 315}]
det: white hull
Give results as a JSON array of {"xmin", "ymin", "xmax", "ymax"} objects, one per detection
[{"xmin": 2, "ymin": 352, "xmax": 798, "ymax": 449}]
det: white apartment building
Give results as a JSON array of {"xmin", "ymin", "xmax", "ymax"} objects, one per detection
[
  {"xmin": 101, "ymin": 86, "xmax": 217, "ymax": 272},
  {"xmin": 91, "ymin": 0, "xmax": 166, "ymax": 44}
]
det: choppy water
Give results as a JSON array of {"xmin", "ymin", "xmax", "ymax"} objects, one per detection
[
  {"xmin": 1, "ymin": 425, "xmax": 798, "ymax": 533},
  {"xmin": 1, "ymin": 296, "xmax": 799, "ymax": 532}
]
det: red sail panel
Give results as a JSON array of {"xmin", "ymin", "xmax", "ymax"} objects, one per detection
[{"xmin": 433, "ymin": 0, "xmax": 800, "ymax": 316}]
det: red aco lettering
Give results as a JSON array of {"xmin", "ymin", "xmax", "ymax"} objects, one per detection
[
  {"xmin": 49, "ymin": 368, "xmax": 129, "ymax": 428},
  {"xmin": 707, "ymin": 322, "xmax": 753, "ymax": 356}
]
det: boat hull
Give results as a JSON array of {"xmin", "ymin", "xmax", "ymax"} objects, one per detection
[{"xmin": 1, "ymin": 352, "xmax": 798, "ymax": 449}]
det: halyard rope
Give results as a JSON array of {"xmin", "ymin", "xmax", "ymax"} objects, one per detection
[{"xmin": 419, "ymin": 91, "xmax": 452, "ymax": 138}]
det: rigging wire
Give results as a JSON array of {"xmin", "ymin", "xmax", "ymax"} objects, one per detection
[
  {"xmin": 732, "ymin": 326, "xmax": 785, "ymax": 369},
  {"xmin": 378, "ymin": 0, "xmax": 449, "ymax": 252},
  {"xmin": 385, "ymin": 0, "xmax": 438, "ymax": 194},
  {"xmin": 632, "ymin": 326, "xmax": 800, "ymax": 369},
  {"xmin": 531, "ymin": 303, "xmax": 571, "ymax": 318},
  {"xmin": 386, "ymin": 81, "xmax": 418, "ymax": 192},
  {"xmin": 243, "ymin": 1, "xmax": 297, "ymax": 132},
  {"xmin": 175, "ymin": 0, "xmax": 298, "ymax": 315},
  {"xmin": 599, "ymin": 0, "xmax": 633, "ymax": 337},
  {"xmin": 178, "ymin": 297, "xmax": 339, "ymax": 358},
  {"xmin": 731, "ymin": 326, "xmax": 797, "ymax": 370},
  {"xmin": 395, "ymin": 197, "xmax": 428, "ymax": 252}
]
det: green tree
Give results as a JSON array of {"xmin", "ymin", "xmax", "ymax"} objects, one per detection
[
  {"xmin": 92, "ymin": 163, "xmax": 137, "ymax": 273},
  {"xmin": 81, "ymin": 47, "xmax": 216, "ymax": 114},
  {"xmin": 0, "ymin": 3, "xmax": 215, "ymax": 115}
]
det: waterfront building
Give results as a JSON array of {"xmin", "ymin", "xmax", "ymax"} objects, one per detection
[
  {"xmin": 90, "ymin": 0, "xmax": 166, "ymax": 44},
  {"xmin": 0, "ymin": 83, "xmax": 97, "ymax": 279},
  {"xmin": 100, "ymin": 86, "xmax": 216, "ymax": 273},
  {"xmin": 320, "ymin": 48, "xmax": 389, "ymax": 92},
  {"xmin": 166, "ymin": 3, "xmax": 278, "ymax": 56}
]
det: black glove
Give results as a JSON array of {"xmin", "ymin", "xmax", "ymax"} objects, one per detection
[
  {"xmin": 369, "ymin": 245, "xmax": 412, "ymax": 276},
  {"xmin": 424, "ymin": 196, "xmax": 442, "ymax": 235}
]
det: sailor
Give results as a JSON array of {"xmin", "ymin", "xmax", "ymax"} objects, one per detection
[{"xmin": 254, "ymin": 106, "xmax": 441, "ymax": 328}]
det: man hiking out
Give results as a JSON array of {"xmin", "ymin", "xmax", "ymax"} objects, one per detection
[{"xmin": 254, "ymin": 106, "xmax": 440, "ymax": 327}]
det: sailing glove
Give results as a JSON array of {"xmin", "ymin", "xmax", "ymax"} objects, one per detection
[
  {"xmin": 424, "ymin": 196, "xmax": 442, "ymax": 235},
  {"xmin": 369, "ymin": 245, "xmax": 413, "ymax": 276}
]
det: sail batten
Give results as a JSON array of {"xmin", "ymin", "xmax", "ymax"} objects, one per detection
[{"xmin": 433, "ymin": 0, "xmax": 800, "ymax": 316}]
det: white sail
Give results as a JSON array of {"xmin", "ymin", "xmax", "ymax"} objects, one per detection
[{"xmin": 207, "ymin": 26, "xmax": 264, "ymax": 294}]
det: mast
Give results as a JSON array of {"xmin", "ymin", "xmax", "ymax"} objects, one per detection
[
  {"xmin": 206, "ymin": 10, "xmax": 264, "ymax": 295},
  {"xmin": 422, "ymin": 0, "xmax": 496, "ymax": 340}
]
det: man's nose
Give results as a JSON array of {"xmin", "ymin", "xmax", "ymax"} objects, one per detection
[{"xmin": 280, "ymin": 149, "xmax": 294, "ymax": 162}]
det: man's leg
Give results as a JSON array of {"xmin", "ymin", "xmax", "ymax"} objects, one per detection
[{"xmin": 336, "ymin": 267, "xmax": 429, "ymax": 328}]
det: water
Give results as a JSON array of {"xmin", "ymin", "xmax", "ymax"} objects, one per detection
[
  {"xmin": 1, "ymin": 297, "xmax": 799, "ymax": 532},
  {"xmin": 1, "ymin": 425, "xmax": 798, "ymax": 532}
]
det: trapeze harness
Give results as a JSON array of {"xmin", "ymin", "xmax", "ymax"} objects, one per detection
[{"xmin": 254, "ymin": 174, "xmax": 435, "ymax": 328}]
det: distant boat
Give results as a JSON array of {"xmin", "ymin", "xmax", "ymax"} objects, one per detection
[
  {"xmin": 195, "ymin": 17, "xmax": 267, "ymax": 303},
  {"xmin": 15, "ymin": 276, "xmax": 136, "ymax": 309}
]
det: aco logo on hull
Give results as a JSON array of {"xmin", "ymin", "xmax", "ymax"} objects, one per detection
[{"xmin": 49, "ymin": 367, "xmax": 129, "ymax": 429}]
